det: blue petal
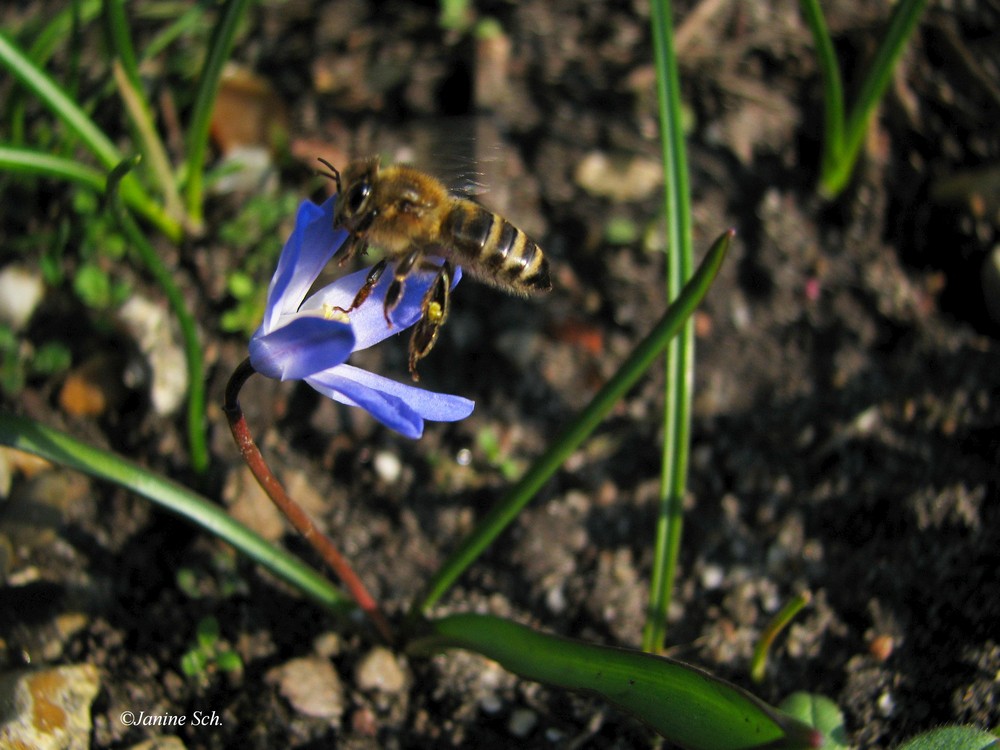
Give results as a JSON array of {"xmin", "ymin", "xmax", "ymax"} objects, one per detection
[
  {"xmin": 306, "ymin": 368, "xmax": 424, "ymax": 439},
  {"xmin": 261, "ymin": 196, "xmax": 349, "ymax": 333},
  {"xmin": 319, "ymin": 364, "xmax": 475, "ymax": 421},
  {"xmin": 249, "ymin": 316, "xmax": 355, "ymax": 381}
]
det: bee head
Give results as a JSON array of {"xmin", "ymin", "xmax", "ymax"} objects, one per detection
[{"xmin": 333, "ymin": 157, "xmax": 380, "ymax": 233}]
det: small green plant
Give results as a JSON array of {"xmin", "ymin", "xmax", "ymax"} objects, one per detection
[
  {"xmin": 438, "ymin": 0, "xmax": 473, "ymax": 33},
  {"xmin": 180, "ymin": 616, "xmax": 243, "ymax": 683},
  {"xmin": 799, "ymin": 0, "xmax": 929, "ymax": 198},
  {"xmin": 176, "ymin": 551, "xmax": 249, "ymax": 601},
  {"xmin": 604, "ymin": 215, "xmax": 641, "ymax": 246},
  {"xmin": 475, "ymin": 426, "xmax": 523, "ymax": 482},
  {"xmin": 0, "ymin": 325, "xmax": 72, "ymax": 397}
]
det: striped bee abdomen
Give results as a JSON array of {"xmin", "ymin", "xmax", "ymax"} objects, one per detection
[{"xmin": 444, "ymin": 202, "xmax": 551, "ymax": 293}]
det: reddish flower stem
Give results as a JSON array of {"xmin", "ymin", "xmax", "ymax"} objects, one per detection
[{"xmin": 224, "ymin": 357, "xmax": 394, "ymax": 644}]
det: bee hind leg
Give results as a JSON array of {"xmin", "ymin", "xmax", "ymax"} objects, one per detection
[{"xmin": 407, "ymin": 262, "xmax": 453, "ymax": 382}]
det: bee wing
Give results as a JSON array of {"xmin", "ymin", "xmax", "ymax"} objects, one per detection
[{"xmin": 370, "ymin": 116, "xmax": 510, "ymax": 200}]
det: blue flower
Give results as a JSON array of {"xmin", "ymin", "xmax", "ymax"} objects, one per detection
[{"xmin": 249, "ymin": 196, "xmax": 474, "ymax": 438}]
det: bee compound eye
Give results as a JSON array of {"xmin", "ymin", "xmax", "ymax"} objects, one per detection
[{"xmin": 347, "ymin": 182, "xmax": 371, "ymax": 214}]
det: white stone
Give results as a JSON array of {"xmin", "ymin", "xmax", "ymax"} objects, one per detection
[{"xmin": 0, "ymin": 265, "xmax": 44, "ymax": 330}]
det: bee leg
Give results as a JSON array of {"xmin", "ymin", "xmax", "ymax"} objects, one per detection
[
  {"xmin": 407, "ymin": 262, "xmax": 453, "ymax": 382},
  {"xmin": 337, "ymin": 237, "xmax": 369, "ymax": 267},
  {"xmin": 383, "ymin": 248, "xmax": 422, "ymax": 327},
  {"xmin": 330, "ymin": 258, "xmax": 387, "ymax": 315}
]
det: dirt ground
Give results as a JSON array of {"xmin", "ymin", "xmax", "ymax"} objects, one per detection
[{"xmin": 1, "ymin": 0, "xmax": 998, "ymax": 748}]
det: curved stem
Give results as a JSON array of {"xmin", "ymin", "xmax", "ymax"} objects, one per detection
[{"xmin": 223, "ymin": 358, "xmax": 394, "ymax": 644}]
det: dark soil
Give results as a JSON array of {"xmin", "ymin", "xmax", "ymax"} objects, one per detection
[{"xmin": 2, "ymin": 1, "xmax": 998, "ymax": 748}]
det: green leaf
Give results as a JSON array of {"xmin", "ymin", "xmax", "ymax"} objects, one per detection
[
  {"xmin": 30, "ymin": 342, "xmax": 72, "ymax": 376},
  {"xmin": 196, "ymin": 615, "xmax": 220, "ymax": 650},
  {"xmin": 897, "ymin": 727, "xmax": 999, "ymax": 750},
  {"xmin": 0, "ymin": 326, "xmax": 25, "ymax": 396},
  {"xmin": 226, "ymin": 271, "xmax": 255, "ymax": 299},
  {"xmin": 605, "ymin": 215, "xmax": 640, "ymax": 245},
  {"xmin": 176, "ymin": 567, "xmax": 201, "ymax": 599},
  {"xmin": 73, "ymin": 263, "xmax": 112, "ymax": 308},
  {"xmin": 215, "ymin": 650, "xmax": 243, "ymax": 673},
  {"xmin": 180, "ymin": 648, "xmax": 208, "ymax": 677},
  {"xmin": 780, "ymin": 692, "xmax": 849, "ymax": 749},
  {"xmin": 409, "ymin": 614, "xmax": 821, "ymax": 750}
]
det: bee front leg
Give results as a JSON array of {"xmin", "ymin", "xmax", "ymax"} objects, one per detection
[
  {"xmin": 337, "ymin": 237, "xmax": 369, "ymax": 268},
  {"xmin": 330, "ymin": 258, "xmax": 387, "ymax": 315},
  {"xmin": 407, "ymin": 262, "xmax": 453, "ymax": 382}
]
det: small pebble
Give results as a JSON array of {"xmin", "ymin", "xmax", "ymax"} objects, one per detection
[
  {"xmin": 0, "ymin": 664, "xmax": 101, "ymax": 750},
  {"xmin": 117, "ymin": 296, "xmax": 187, "ymax": 417},
  {"xmin": 545, "ymin": 585, "xmax": 567, "ymax": 614},
  {"xmin": 355, "ymin": 646, "xmax": 406, "ymax": 694},
  {"xmin": 373, "ymin": 451, "xmax": 402, "ymax": 484},
  {"xmin": 574, "ymin": 151, "xmax": 662, "ymax": 203},
  {"xmin": 869, "ymin": 635, "xmax": 894, "ymax": 662},
  {"xmin": 700, "ymin": 564, "xmax": 725, "ymax": 590},
  {"xmin": 267, "ymin": 656, "xmax": 344, "ymax": 720},
  {"xmin": 877, "ymin": 690, "xmax": 895, "ymax": 717},
  {"xmin": 507, "ymin": 708, "xmax": 538, "ymax": 738},
  {"xmin": 0, "ymin": 265, "xmax": 44, "ymax": 330}
]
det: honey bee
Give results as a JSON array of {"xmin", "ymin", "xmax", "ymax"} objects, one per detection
[{"xmin": 318, "ymin": 155, "xmax": 551, "ymax": 380}]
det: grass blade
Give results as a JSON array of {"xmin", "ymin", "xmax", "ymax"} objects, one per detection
[
  {"xmin": 0, "ymin": 412, "xmax": 348, "ymax": 612},
  {"xmin": 101, "ymin": 0, "xmax": 141, "ymax": 90},
  {"xmin": 643, "ymin": 0, "xmax": 696, "ymax": 655},
  {"xmin": 111, "ymin": 60, "xmax": 186, "ymax": 226},
  {"xmin": 106, "ymin": 157, "xmax": 208, "ymax": 473},
  {"xmin": 799, "ymin": 0, "xmax": 846, "ymax": 187},
  {"xmin": 102, "ymin": 0, "xmax": 185, "ymax": 225},
  {"xmin": 835, "ymin": 0, "xmax": 928, "ymax": 196},
  {"xmin": 412, "ymin": 230, "xmax": 732, "ymax": 616},
  {"xmin": 751, "ymin": 591, "xmax": 812, "ymax": 683},
  {"xmin": 408, "ymin": 613, "xmax": 822, "ymax": 750},
  {"xmin": 800, "ymin": 0, "xmax": 928, "ymax": 197},
  {"xmin": 0, "ymin": 145, "xmax": 107, "ymax": 192},
  {"xmin": 0, "ymin": 145, "xmax": 175, "ymax": 228},
  {"xmin": 183, "ymin": 0, "xmax": 252, "ymax": 229}
]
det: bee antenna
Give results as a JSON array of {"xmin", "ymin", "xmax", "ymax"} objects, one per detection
[{"xmin": 316, "ymin": 157, "xmax": 342, "ymax": 193}]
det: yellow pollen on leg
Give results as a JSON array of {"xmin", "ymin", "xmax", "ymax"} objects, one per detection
[
  {"xmin": 322, "ymin": 303, "xmax": 351, "ymax": 323},
  {"xmin": 426, "ymin": 301, "xmax": 443, "ymax": 323}
]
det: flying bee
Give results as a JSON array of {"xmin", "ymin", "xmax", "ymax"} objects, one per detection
[{"xmin": 318, "ymin": 155, "xmax": 551, "ymax": 381}]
